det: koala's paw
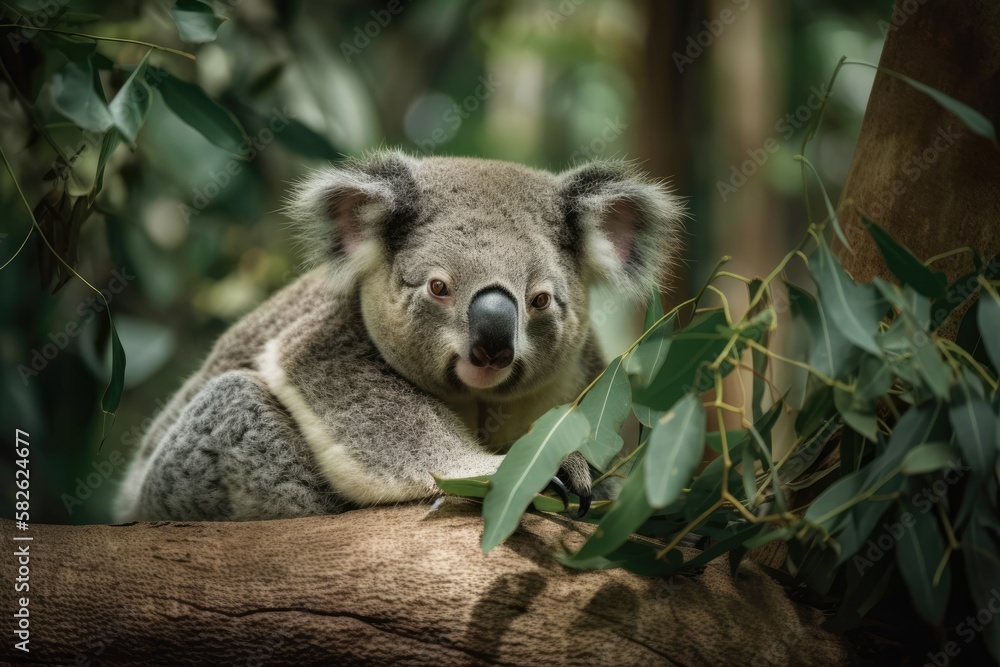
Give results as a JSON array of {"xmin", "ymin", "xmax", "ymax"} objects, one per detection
[{"xmin": 547, "ymin": 451, "xmax": 593, "ymax": 517}]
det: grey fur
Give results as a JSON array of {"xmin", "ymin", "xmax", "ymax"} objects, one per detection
[{"xmin": 115, "ymin": 151, "xmax": 684, "ymax": 522}]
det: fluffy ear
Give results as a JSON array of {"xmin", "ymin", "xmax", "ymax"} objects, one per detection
[
  {"xmin": 559, "ymin": 161, "xmax": 685, "ymax": 300},
  {"xmin": 285, "ymin": 150, "xmax": 420, "ymax": 284}
]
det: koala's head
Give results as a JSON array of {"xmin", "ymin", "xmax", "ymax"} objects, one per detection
[{"xmin": 288, "ymin": 150, "xmax": 683, "ymax": 401}]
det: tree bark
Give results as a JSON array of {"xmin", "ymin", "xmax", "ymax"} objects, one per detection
[
  {"xmin": 2, "ymin": 499, "xmax": 851, "ymax": 666},
  {"xmin": 835, "ymin": 0, "xmax": 1000, "ymax": 329}
]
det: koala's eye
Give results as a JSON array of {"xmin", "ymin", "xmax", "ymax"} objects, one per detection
[
  {"xmin": 428, "ymin": 279, "xmax": 450, "ymax": 298},
  {"xmin": 530, "ymin": 292, "xmax": 551, "ymax": 310}
]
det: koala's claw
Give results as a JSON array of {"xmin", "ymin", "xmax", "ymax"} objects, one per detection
[
  {"xmin": 576, "ymin": 489, "xmax": 592, "ymax": 517},
  {"xmin": 547, "ymin": 475, "xmax": 570, "ymax": 509},
  {"xmin": 547, "ymin": 471, "xmax": 592, "ymax": 517}
]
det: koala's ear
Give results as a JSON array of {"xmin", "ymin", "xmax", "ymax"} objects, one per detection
[
  {"xmin": 558, "ymin": 161, "xmax": 685, "ymax": 300},
  {"xmin": 286, "ymin": 150, "xmax": 420, "ymax": 282}
]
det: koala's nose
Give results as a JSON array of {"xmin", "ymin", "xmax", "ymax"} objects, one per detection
[{"xmin": 468, "ymin": 287, "xmax": 517, "ymax": 369}]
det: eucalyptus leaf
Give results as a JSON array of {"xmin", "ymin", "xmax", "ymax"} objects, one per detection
[
  {"xmin": 100, "ymin": 317, "xmax": 126, "ymax": 414},
  {"xmin": 862, "ymin": 215, "xmax": 948, "ymax": 299},
  {"xmin": 810, "ymin": 239, "xmax": 883, "ymax": 356},
  {"xmin": 90, "ymin": 130, "xmax": 121, "ymax": 205},
  {"xmin": 962, "ymin": 501, "xmax": 1000, "ymax": 661},
  {"xmin": 644, "ymin": 393, "xmax": 706, "ymax": 508},
  {"xmin": 51, "ymin": 57, "xmax": 113, "ymax": 132},
  {"xmin": 978, "ymin": 291, "xmax": 1000, "ymax": 371},
  {"xmin": 625, "ymin": 309, "xmax": 674, "ymax": 388},
  {"xmin": 749, "ymin": 279, "xmax": 769, "ymax": 422},
  {"xmin": 171, "ymin": 0, "xmax": 226, "ymax": 43},
  {"xmin": 896, "ymin": 502, "xmax": 950, "ymax": 626},
  {"xmin": 881, "ymin": 65, "xmax": 997, "ymax": 145},
  {"xmin": 680, "ymin": 522, "xmax": 764, "ymax": 572},
  {"xmin": 632, "ymin": 310, "xmax": 731, "ymax": 410},
  {"xmin": 108, "ymin": 51, "xmax": 153, "ymax": 143},
  {"xmin": 900, "ymin": 442, "xmax": 959, "ymax": 475},
  {"xmin": 569, "ymin": 455, "xmax": 655, "ymax": 562},
  {"xmin": 949, "ymin": 379, "xmax": 997, "ymax": 473},
  {"xmin": 834, "ymin": 386, "xmax": 877, "ymax": 441},
  {"xmin": 433, "ymin": 474, "xmax": 490, "ymax": 498},
  {"xmin": 481, "ymin": 406, "xmax": 589, "ymax": 553},
  {"xmin": 577, "ymin": 355, "xmax": 631, "ymax": 470},
  {"xmin": 157, "ymin": 71, "xmax": 249, "ymax": 155}
]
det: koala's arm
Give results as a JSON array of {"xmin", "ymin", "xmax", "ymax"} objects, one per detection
[{"xmin": 258, "ymin": 334, "xmax": 505, "ymax": 506}]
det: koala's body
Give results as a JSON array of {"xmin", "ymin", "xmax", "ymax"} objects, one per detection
[{"xmin": 114, "ymin": 151, "xmax": 682, "ymax": 522}]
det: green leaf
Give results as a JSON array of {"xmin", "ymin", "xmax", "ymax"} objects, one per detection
[
  {"xmin": 862, "ymin": 215, "xmax": 948, "ymax": 299},
  {"xmin": 569, "ymin": 455, "xmax": 655, "ymax": 561},
  {"xmin": 832, "ymin": 477, "xmax": 900, "ymax": 567},
  {"xmin": 644, "ymin": 393, "xmax": 706, "ymax": 508},
  {"xmin": 834, "ymin": 386, "xmax": 877, "ymax": 441},
  {"xmin": 741, "ymin": 444, "xmax": 757, "ymax": 507},
  {"xmin": 799, "ymin": 157, "xmax": 851, "ymax": 251},
  {"xmin": 863, "ymin": 402, "xmax": 940, "ymax": 488},
  {"xmin": 680, "ymin": 522, "xmax": 765, "ymax": 572},
  {"xmin": 557, "ymin": 540, "xmax": 682, "ymax": 576},
  {"xmin": 854, "ymin": 353, "xmax": 894, "ymax": 405},
  {"xmin": 901, "ymin": 442, "xmax": 958, "ymax": 475},
  {"xmin": 949, "ymin": 379, "xmax": 997, "ymax": 473},
  {"xmin": 625, "ymin": 295, "xmax": 673, "ymax": 388},
  {"xmin": 51, "ymin": 57, "xmax": 113, "ymax": 132},
  {"xmin": 157, "ymin": 71, "xmax": 249, "ymax": 155},
  {"xmin": 231, "ymin": 100, "xmax": 341, "ymax": 161},
  {"xmin": 749, "ymin": 279, "xmax": 769, "ymax": 422},
  {"xmin": 433, "ymin": 474, "xmax": 490, "ymax": 498},
  {"xmin": 809, "ymin": 239, "xmax": 883, "ymax": 356},
  {"xmin": 89, "ymin": 131, "xmax": 122, "ymax": 205},
  {"xmin": 706, "ymin": 429, "xmax": 748, "ymax": 454},
  {"xmin": 896, "ymin": 503, "xmax": 950, "ymax": 626},
  {"xmin": 978, "ymin": 291, "xmax": 1000, "ymax": 371},
  {"xmin": 795, "ymin": 386, "xmax": 836, "ymax": 437},
  {"xmin": 108, "ymin": 51, "xmax": 153, "ymax": 143},
  {"xmin": 631, "ymin": 310, "xmax": 731, "ymax": 410},
  {"xmin": 577, "ymin": 355, "xmax": 631, "ymax": 470},
  {"xmin": 884, "ymin": 66, "xmax": 997, "ymax": 145},
  {"xmin": 631, "ymin": 403, "xmax": 663, "ymax": 428},
  {"xmin": 100, "ymin": 317, "xmax": 126, "ymax": 414},
  {"xmin": 171, "ymin": 0, "xmax": 226, "ymax": 43},
  {"xmin": 787, "ymin": 283, "xmax": 857, "ymax": 381},
  {"xmin": 804, "ymin": 468, "xmax": 868, "ymax": 530},
  {"xmin": 878, "ymin": 283, "xmax": 952, "ymax": 401},
  {"xmin": 481, "ymin": 406, "xmax": 589, "ymax": 553},
  {"xmin": 962, "ymin": 501, "xmax": 1000, "ymax": 662}
]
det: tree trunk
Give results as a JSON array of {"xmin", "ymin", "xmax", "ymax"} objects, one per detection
[
  {"xmin": 835, "ymin": 0, "xmax": 1000, "ymax": 327},
  {"xmin": 1, "ymin": 500, "xmax": 851, "ymax": 666}
]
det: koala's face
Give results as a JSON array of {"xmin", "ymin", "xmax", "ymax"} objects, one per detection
[{"xmin": 289, "ymin": 152, "xmax": 682, "ymax": 402}]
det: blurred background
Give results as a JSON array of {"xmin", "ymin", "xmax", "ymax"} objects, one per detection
[{"xmin": 1, "ymin": 0, "xmax": 886, "ymax": 523}]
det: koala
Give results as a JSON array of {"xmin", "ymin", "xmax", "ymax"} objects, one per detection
[{"xmin": 114, "ymin": 151, "xmax": 683, "ymax": 522}]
